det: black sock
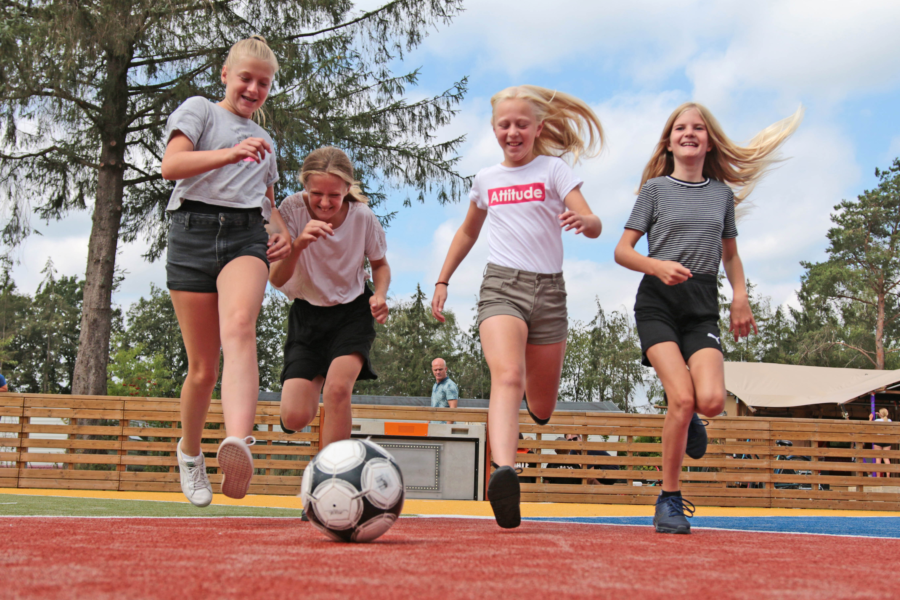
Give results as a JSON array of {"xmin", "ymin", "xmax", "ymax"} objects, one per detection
[{"xmin": 660, "ymin": 490, "xmax": 682, "ymax": 499}]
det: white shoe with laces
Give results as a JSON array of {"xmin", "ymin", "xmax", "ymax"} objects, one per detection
[
  {"xmin": 217, "ymin": 435, "xmax": 256, "ymax": 499},
  {"xmin": 177, "ymin": 439, "xmax": 213, "ymax": 507}
]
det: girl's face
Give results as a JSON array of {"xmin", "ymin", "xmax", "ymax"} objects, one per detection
[
  {"xmin": 220, "ymin": 57, "xmax": 275, "ymax": 118},
  {"xmin": 668, "ymin": 108, "xmax": 712, "ymax": 166},
  {"xmin": 305, "ymin": 173, "xmax": 350, "ymax": 222},
  {"xmin": 493, "ymin": 98, "xmax": 544, "ymax": 167}
]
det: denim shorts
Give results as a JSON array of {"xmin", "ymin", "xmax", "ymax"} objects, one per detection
[
  {"xmin": 476, "ymin": 262, "xmax": 568, "ymax": 345},
  {"xmin": 166, "ymin": 210, "xmax": 270, "ymax": 293}
]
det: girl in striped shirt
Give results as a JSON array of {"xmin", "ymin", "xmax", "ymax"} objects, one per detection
[{"xmin": 614, "ymin": 103, "xmax": 802, "ymax": 534}]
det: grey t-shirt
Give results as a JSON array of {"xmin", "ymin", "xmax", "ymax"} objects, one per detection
[{"xmin": 165, "ymin": 97, "xmax": 279, "ymax": 219}]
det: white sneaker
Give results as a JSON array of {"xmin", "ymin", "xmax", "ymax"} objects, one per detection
[
  {"xmin": 217, "ymin": 436, "xmax": 256, "ymax": 499},
  {"xmin": 177, "ymin": 439, "xmax": 213, "ymax": 507}
]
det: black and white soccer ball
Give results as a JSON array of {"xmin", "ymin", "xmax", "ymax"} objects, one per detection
[{"xmin": 300, "ymin": 438, "xmax": 405, "ymax": 543}]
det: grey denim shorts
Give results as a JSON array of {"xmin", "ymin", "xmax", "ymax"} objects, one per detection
[
  {"xmin": 166, "ymin": 210, "xmax": 269, "ymax": 293},
  {"xmin": 476, "ymin": 262, "xmax": 568, "ymax": 345}
]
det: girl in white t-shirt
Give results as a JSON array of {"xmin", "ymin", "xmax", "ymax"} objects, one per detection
[
  {"xmin": 270, "ymin": 147, "xmax": 390, "ymax": 448},
  {"xmin": 431, "ymin": 86, "xmax": 604, "ymax": 528}
]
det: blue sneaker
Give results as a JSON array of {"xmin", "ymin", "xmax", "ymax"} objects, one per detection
[
  {"xmin": 686, "ymin": 413, "xmax": 708, "ymax": 460},
  {"xmin": 653, "ymin": 494, "xmax": 695, "ymax": 534}
]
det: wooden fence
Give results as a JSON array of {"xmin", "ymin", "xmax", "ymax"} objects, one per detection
[{"xmin": 1, "ymin": 393, "xmax": 898, "ymax": 510}]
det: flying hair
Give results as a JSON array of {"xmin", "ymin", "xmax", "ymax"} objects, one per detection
[
  {"xmin": 490, "ymin": 85, "xmax": 604, "ymax": 164},
  {"xmin": 300, "ymin": 147, "xmax": 369, "ymax": 205},
  {"xmin": 224, "ymin": 36, "xmax": 279, "ymax": 125},
  {"xmin": 639, "ymin": 102, "xmax": 804, "ymax": 208}
]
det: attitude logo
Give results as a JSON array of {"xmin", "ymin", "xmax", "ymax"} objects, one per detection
[{"xmin": 488, "ymin": 182, "xmax": 545, "ymax": 206}]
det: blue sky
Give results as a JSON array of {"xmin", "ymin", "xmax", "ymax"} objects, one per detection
[{"xmin": 10, "ymin": 0, "xmax": 900, "ymax": 332}]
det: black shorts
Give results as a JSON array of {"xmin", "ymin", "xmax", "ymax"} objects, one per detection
[
  {"xmin": 633, "ymin": 273, "xmax": 722, "ymax": 367},
  {"xmin": 166, "ymin": 209, "xmax": 269, "ymax": 293},
  {"xmin": 281, "ymin": 287, "xmax": 377, "ymax": 384}
]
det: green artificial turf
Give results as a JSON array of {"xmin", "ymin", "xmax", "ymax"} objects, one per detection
[{"xmin": 0, "ymin": 493, "xmax": 304, "ymax": 518}]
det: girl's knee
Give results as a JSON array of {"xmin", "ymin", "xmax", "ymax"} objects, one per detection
[
  {"xmin": 187, "ymin": 363, "xmax": 219, "ymax": 390},
  {"xmin": 696, "ymin": 390, "xmax": 725, "ymax": 417},
  {"xmin": 668, "ymin": 392, "xmax": 695, "ymax": 415},
  {"xmin": 492, "ymin": 365, "xmax": 525, "ymax": 389},
  {"xmin": 281, "ymin": 404, "xmax": 316, "ymax": 431},
  {"xmin": 220, "ymin": 310, "xmax": 257, "ymax": 342},
  {"xmin": 324, "ymin": 379, "xmax": 353, "ymax": 404}
]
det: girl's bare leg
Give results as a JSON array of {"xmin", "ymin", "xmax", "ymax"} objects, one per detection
[
  {"xmin": 216, "ymin": 256, "xmax": 269, "ymax": 439},
  {"xmin": 646, "ymin": 342, "xmax": 694, "ymax": 492},
  {"xmin": 281, "ymin": 376, "xmax": 324, "ymax": 433},
  {"xmin": 321, "ymin": 353, "xmax": 365, "ymax": 447},
  {"xmin": 480, "ymin": 315, "xmax": 528, "ymax": 468},
  {"xmin": 524, "ymin": 339, "xmax": 567, "ymax": 420},
  {"xmin": 687, "ymin": 349, "xmax": 726, "ymax": 418},
  {"xmin": 170, "ymin": 291, "xmax": 221, "ymax": 456}
]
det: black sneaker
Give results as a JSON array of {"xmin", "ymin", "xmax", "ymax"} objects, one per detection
[
  {"xmin": 524, "ymin": 397, "xmax": 550, "ymax": 426},
  {"xmin": 300, "ymin": 508, "xmax": 309, "ymax": 522},
  {"xmin": 686, "ymin": 413, "xmax": 708, "ymax": 460},
  {"xmin": 653, "ymin": 494, "xmax": 695, "ymax": 534},
  {"xmin": 280, "ymin": 416, "xmax": 296, "ymax": 435},
  {"xmin": 488, "ymin": 466, "xmax": 521, "ymax": 529}
]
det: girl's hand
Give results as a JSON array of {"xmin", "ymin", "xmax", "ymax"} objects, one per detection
[
  {"xmin": 266, "ymin": 232, "xmax": 291, "ymax": 262},
  {"xmin": 226, "ymin": 137, "xmax": 272, "ymax": 164},
  {"xmin": 295, "ymin": 220, "xmax": 333, "ymax": 251},
  {"xmin": 431, "ymin": 284, "xmax": 448, "ymax": 323},
  {"xmin": 369, "ymin": 294, "xmax": 389, "ymax": 324},
  {"xmin": 729, "ymin": 295, "xmax": 758, "ymax": 341},
  {"xmin": 653, "ymin": 261, "xmax": 692, "ymax": 285},
  {"xmin": 559, "ymin": 210, "xmax": 588, "ymax": 234}
]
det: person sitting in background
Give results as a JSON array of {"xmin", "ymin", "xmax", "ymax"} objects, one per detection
[
  {"xmin": 516, "ymin": 432, "xmax": 536, "ymax": 484},
  {"xmin": 0, "ymin": 373, "xmax": 8, "ymax": 392},
  {"xmin": 543, "ymin": 434, "xmax": 621, "ymax": 485},
  {"xmin": 870, "ymin": 408, "xmax": 893, "ymax": 477}
]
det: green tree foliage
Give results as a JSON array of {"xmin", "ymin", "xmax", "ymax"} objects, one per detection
[
  {"xmin": 796, "ymin": 160, "xmax": 900, "ymax": 369},
  {"xmin": 355, "ymin": 284, "xmax": 462, "ymax": 397},
  {"xmin": 256, "ymin": 289, "xmax": 291, "ymax": 392},
  {"xmin": 107, "ymin": 341, "xmax": 177, "ymax": 397},
  {"xmin": 122, "ymin": 283, "xmax": 187, "ymax": 384},
  {"xmin": 560, "ymin": 302, "xmax": 646, "ymax": 412},
  {"xmin": 0, "ymin": 258, "xmax": 28, "ymax": 372},
  {"xmin": 0, "ymin": 0, "xmax": 468, "ymax": 395},
  {"xmin": 13, "ymin": 260, "xmax": 83, "ymax": 393}
]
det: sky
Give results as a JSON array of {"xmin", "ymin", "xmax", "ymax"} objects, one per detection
[{"xmin": 8, "ymin": 0, "xmax": 900, "ymax": 333}]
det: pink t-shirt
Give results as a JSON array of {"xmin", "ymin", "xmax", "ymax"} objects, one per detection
[
  {"xmin": 470, "ymin": 155, "xmax": 582, "ymax": 274},
  {"xmin": 275, "ymin": 194, "xmax": 387, "ymax": 306}
]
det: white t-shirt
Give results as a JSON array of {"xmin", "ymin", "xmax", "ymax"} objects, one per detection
[
  {"xmin": 470, "ymin": 155, "xmax": 583, "ymax": 274},
  {"xmin": 275, "ymin": 194, "xmax": 387, "ymax": 306}
]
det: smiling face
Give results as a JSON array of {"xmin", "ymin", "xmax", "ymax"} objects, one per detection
[
  {"xmin": 667, "ymin": 108, "xmax": 712, "ymax": 166},
  {"xmin": 220, "ymin": 57, "xmax": 275, "ymax": 118},
  {"xmin": 492, "ymin": 98, "xmax": 544, "ymax": 167},
  {"xmin": 304, "ymin": 173, "xmax": 350, "ymax": 222}
]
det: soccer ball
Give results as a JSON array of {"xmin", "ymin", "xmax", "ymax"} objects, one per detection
[{"xmin": 300, "ymin": 438, "xmax": 405, "ymax": 542}]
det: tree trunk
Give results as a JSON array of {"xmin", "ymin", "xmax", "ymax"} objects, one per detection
[
  {"xmin": 876, "ymin": 288, "xmax": 885, "ymax": 370},
  {"xmin": 71, "ymin": 48, "xmax": 131, "ymax": 397}
]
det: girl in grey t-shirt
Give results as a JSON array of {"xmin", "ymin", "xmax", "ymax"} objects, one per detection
[{"xmin": 159, "ymin": 36, "xmax": 292, "ymax": 506}]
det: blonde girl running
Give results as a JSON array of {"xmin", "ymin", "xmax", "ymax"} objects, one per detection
[
  {"xmin": 161, "ymin": 36, "xmax": 292, "ymax": 505},
  {"xmin": 615, "ymin": 102, "xmax": 802, "ymax": 533},
  {"xmin": 431, "ymin": 85, "xmax": 604, "ymax": 528}
]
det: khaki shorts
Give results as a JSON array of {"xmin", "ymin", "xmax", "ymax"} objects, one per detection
[{"xmin": 476, "ymin": 263, "xmax": 568, "ymax": 345}]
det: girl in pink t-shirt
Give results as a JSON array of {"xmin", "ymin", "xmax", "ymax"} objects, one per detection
[{"xmin": 431, "ymin": 86, "xmax": 605, "ymax": 528}]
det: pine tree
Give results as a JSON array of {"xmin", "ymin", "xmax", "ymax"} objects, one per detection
[{"xmin": 0, "ymin": 0, "xmax": 468, "ymax": 394}]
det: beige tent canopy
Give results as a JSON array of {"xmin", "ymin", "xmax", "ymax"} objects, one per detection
[{"xmin": 723, "ymin": 362, "xmax": 900, "ymax": 408}]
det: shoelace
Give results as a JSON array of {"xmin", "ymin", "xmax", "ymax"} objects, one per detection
[
  {"xmin": 186, "ymin": 457, "xmax": 209, "ymax": 490},
  {"xmin": 661, "ymin": 495, "xmax": 696, "ymax": 519}
]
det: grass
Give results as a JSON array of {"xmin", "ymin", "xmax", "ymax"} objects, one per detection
[{"xmin": 0, "ymin": 493, "xmax": 304, "ymax": 518}]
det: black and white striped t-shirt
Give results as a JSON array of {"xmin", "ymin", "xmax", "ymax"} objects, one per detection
[{"xmin": 624, "ymin": 176, "xmax": 737, "ymax": 276}]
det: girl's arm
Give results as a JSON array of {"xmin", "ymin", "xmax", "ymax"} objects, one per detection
[
  {"xmin": 268, "ymin": 216, "xmax": 334, "ymax": 288},
  {"xmin": 265, "ymin": 188, "xmax": 291, "ymax": 262},
  {"xmin": 368, "ymin": 257, "xmax": 391, "ymax": 324},
  {"xmin": 559, "ymin": 189, "xmax": 602, "ymax": 238},
  {"xmin": 160, "ymin": 132, "xmax": 272, "ymax": 181},
  {"xmin": 614, "ymin": 229, "xmax": 692, "ymax": 285},
  {"xmin": 431, "ymin": 202, "xmax": 488, "ymax": 322},
  {"xmin": 722, "ymin": 237, "xmax": 758, "ymax": 340}
]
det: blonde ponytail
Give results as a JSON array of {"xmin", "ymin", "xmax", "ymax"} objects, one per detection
[
  {"xmin": 491, "ymin": 85, "xmax": 604, "ymax": 164},
  {"xmin": 225, "ymin": 35, "xmax": 279, "ymax": 126},
  {"xmin": 639, "ymin": 102, "xmax": 804, "ymax": 208}
]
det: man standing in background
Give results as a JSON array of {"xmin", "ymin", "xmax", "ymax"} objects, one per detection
[{"xmin": 431, "ymin": 358, "xmax": 459, "ymax": 423}]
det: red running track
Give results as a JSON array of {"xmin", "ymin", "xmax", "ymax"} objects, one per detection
[{"xmin": 3, "ymin": 517, "xmax": 899, "ymax": 600}]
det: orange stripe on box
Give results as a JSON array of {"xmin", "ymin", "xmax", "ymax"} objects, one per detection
[{"xmin": 384, "ymin": 422, "xmax": 429, "ymax": 437}]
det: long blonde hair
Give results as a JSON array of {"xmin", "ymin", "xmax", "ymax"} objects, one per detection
[
  {"xmin": 490, "ymin": 85, "xmax": 604, "ymax": 164},
  {"xmin": 224, "ymin": 36, "xmax": 279, "ymax": 125},
  {"xmin": 878, "ymin": 408, "xmax": 891, "ymax": 421},
  {"xmin": 300, "ymin": 147, "xmax": 368, "ymax": 204},
  {"xmin": 639, "ymin": 102, "xmax": 803, "ymax": 205}
]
